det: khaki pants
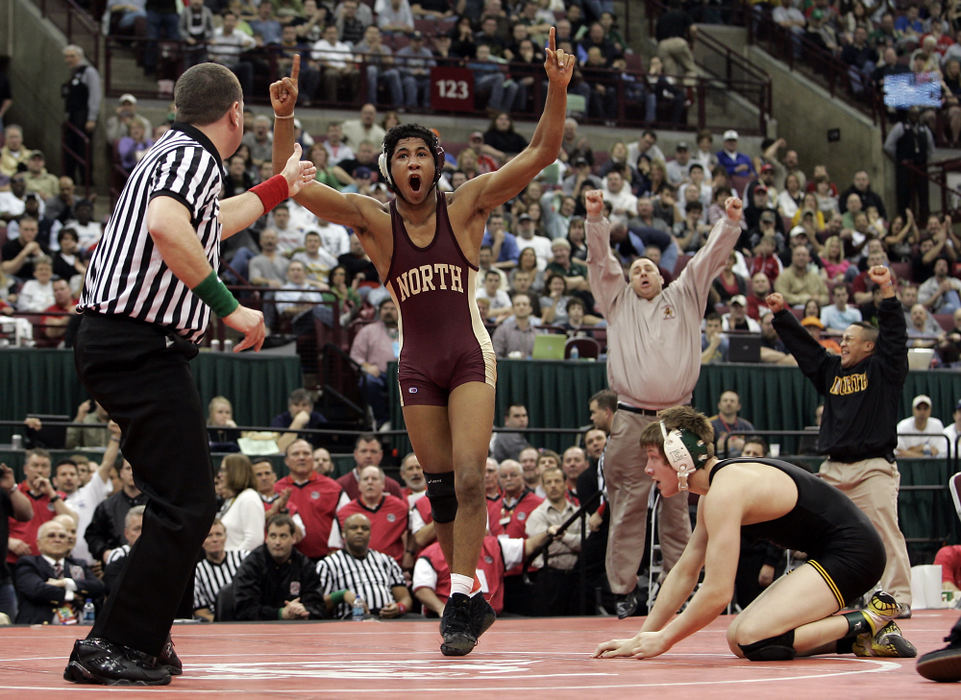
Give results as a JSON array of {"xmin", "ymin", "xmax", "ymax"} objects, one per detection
[
  {"xmin": 657, "ymin": 37, "xmax": 698, "ymax": 79},
  {"xmin": 820, "ymin": 457, "xmax": 913, "ymax": 607},
  {"xmin": 604, "ymin": 410, "xmax": 693, "ymax": 595}
]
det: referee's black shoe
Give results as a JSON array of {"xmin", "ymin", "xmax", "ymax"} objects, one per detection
[
  {"xmin": 470, "ymin": 593, "xmax": 496, "ymax": 639},
  {"xmin": 160, "ymin": 635, "xmax": 182, "ymax": 676},
  {"xmin": 64, "ymin": 638, "xmax": 172, "ymax": 686},
  {"xmin": 917, "ymin": 624, "xmax": 961, "ymax": 682},
  {"xmin": 440, "ymin": 593, "xmax": 477, "ymax": 656}
]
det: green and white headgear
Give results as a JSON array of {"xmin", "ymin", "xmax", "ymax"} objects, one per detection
[{"xmin": 659, "ymin": 421, "xmax": 710, "ymax": 491}]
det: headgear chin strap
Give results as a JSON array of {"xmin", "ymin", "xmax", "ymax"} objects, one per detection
[{"xmin": 659, "ymin": 421, "xmax": 709, "ymax": 491}]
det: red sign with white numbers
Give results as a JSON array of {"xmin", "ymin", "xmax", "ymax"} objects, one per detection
[{"xmin": 430, "ymin": 67, "xmax": 475, "ymax": 112}]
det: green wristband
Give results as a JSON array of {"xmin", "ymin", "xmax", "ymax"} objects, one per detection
[
  {"xmin": 329, "ymin": 590, "xmax": 346, "ymax": 605},
  {"xmin": 191, "ymin": 271, "xmax": 239, "ymax": 318}
]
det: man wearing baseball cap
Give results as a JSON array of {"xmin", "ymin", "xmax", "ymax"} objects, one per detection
[
  {"xmin": 24, "ymin": 151, "xmax": 60, "ymax": 201},
  {"xmin": 801, "ymin": 315, "xmax": 841, "ymax": 354},
  {"xmin": 896, "ymin": 395, "xmax": 945, "ymax": 458},
  {"xmin": 722, "ymin": 295, "xmax": 760, "ymax": 332},
  {"xmin": 665, "ymin": 142, "xmax": 692, "ymax": 185},
  {"xmin": 467, "ymin": 132, "xmax": 499, "ymax": 173},
  {"xmin": 106, "ymin": 93, "xmax": 152, "ymax": 144},
  {"xmin": 717, "ymin": 129, "xmax": 757, "ymax": 178}
]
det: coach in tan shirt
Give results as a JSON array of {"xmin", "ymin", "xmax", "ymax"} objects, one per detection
[{"xmin": 585, "ymin": 188, "xmax": 742, "ymax": 618}]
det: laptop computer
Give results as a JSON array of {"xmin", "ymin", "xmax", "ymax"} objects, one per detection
[
  {"xmin": 531, "ymin": 334, "xmax": 567, "ymax": 360},
  {"xmin": 727, "ymin": 335, "xmax": 761, "ymax": 363},
  {"xmin": 25, "ymin": 414, "xmax": 70, "ymax": 449}
]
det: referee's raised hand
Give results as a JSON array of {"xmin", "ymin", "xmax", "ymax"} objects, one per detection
[
  {"xmin": 280, "ymin": 143, "xmax": 316, "ymax": 199},
  {"xmin": 223, "ymin": 305, "xmax": 265, "ymax": 353}
]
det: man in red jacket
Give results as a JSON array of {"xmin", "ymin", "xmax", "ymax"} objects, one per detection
[{"xmin": 274, "ymin": 439, "xmax": 347, "ymax": 560}]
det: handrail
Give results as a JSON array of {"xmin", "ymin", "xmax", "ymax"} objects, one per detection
[
  {"xmin": 747, "ymin": 9, "xmax": 880, "ymax": 126},
  {"xmin": 896, "ymin": 156, "xmax": 961, "ymax": 220},
  {"xmin": 694, "ymin": 31, "xmax": 772, "ymax": 135},
  {"xmin": 642, "ymin": 0, "xmax": 772, "ymax": 133},
  {"xmin": 99, "ymin": 36, "xmax": 770, "ymax": 133},
  {"xmin": 33, "ymin": 0, "xmax": 101, "ymax": 67},
  {"xmin": 60, "ymin": 120, "xmax": 93, "ymax": 198},
  {"xmin": 695, "ymin": 28, "xmax": 769, "ymax": 84}
]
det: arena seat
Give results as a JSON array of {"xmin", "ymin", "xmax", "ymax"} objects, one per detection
[
  {"xmin": 623, "ymin": 53, "xmax": 643, "ymax": 74},
  {"xmin": 949, "ymin": 472, "xmax": 961, "ymax": 523},
  {"xmin": 890, "ymin": 261, "xmax": 913, "ymax": 284},
  {"xmin": 934, "ymin": 313, "xmax": 955, "ymax": 333},
  {"xmin": 564, "ymin": 336, "xmax": 600, "ymax": 359},
  {"xmin": 673, "ymin": 253, "xmax": 692, "ymax": 277}
]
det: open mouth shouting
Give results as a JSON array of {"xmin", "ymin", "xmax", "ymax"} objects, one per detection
[{"xmin": 408, "ymin": 173, "xmax": 422, "ymax": 193}]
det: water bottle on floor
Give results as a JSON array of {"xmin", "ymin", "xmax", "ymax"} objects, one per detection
[
  {"xmin": 352, "ymin": 596, "xmax": 365, "ymax": 621},
  {"xmin": 82, "ymin": 599, "xmax": 96, "ymax": 625}
]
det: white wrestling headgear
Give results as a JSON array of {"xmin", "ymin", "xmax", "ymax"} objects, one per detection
[
  {"xmin": 379, "ymin": 125, "xmax": 445, "ymax": 192},
  {"xmin": 659, "ymin": 421, "xmax": 709, "ymax": 492}
]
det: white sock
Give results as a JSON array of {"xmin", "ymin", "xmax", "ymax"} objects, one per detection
[{"xmin": 450, "ymin": 573, "xmax": 473, "ymax": 597}]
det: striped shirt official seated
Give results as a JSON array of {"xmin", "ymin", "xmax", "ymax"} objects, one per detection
[
  {"xmin": 193, "ymin": 519, "xmax": 249, "ymax": 622},
  {"xmin": 316, "ymin": 512, "xmax": 412, "ymax": 619}
]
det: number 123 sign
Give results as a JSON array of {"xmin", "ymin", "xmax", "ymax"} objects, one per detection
[{"xmin": 430, "ymin": 67, "xmax": 475, "ymax": 112}]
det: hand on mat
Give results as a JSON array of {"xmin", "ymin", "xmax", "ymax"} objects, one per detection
[{"xmin": 593, "ymin": 631, "xmax": 669, "ymax": 659}]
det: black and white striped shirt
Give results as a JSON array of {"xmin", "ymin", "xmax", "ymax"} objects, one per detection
[
  {"xmin": 194, "ymin": 549, "xmax": 249, "ymax": 610},
  {"xmin": 79, "ymin": 123, "xmax": 225, "ymax": 343},
  {"xmin": 315, "ymin": 548, "xmax": 405, "ymax": 618}
]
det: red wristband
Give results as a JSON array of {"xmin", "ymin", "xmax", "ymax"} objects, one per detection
[
  {"xmin": 250, "ymin": 174, "xmax": 289, "ymax": 213},
  {"xmin": 397, "ymin": 602, "xmax": 407, "ymax": 615}
]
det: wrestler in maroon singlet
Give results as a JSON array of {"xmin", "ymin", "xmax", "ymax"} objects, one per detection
[{"xmin": 386, "ymin": 195, "xmax": 496, "ymax": 407}]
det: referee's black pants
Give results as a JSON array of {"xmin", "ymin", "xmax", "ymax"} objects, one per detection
[{"xmin": 75, "ymin": 313, "xmax": 217, "ymax": 657}]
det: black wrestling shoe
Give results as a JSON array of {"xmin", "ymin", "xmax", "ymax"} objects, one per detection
[
  {"xmin": 440, "ymin": 593, "xmax": 477, "ymax": 657},
  {"xmin": 159, "ymin": 636, "xmax": 182, "ymax": 676},
  {"xmin": 616, "ymin": 586, "xmax": 642, "ymax": 620},
  {"xmin": 917, "ymin": 625, "xmax": 961, "ymax": 682},
  {"xmin": 470, "ymin": 593, "xmax": 496, "ymax": 639},
  {"xmin": 63, "ymin": 638, "xmax": 171, "ymax": 686}
]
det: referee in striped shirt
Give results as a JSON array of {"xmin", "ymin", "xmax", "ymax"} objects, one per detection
[
  {"xmin": 193, "ymin": 519, "xmax": 248, "ymax": 622},
  {"xmin": 65, "ymin": 62, "xmax": 315, "ymax": 687},
  {"xmin": 317, "ymin": 513, "xmax": 412, "ymax": 619}
]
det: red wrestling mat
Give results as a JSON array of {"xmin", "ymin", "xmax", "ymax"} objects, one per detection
[{"xmin": 0, "ymin": 611, "xmax": 958, "ymax": 698}]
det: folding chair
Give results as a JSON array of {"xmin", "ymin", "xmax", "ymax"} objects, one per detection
[
  {"xmin": 646, "ymin": 488, "xmax": 663, "ymax": 613},
  {"xmin": 949, "ymin": 472, "xmax": 961, "ymax": 523}
]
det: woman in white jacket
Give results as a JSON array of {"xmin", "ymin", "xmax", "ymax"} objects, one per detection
[{"xmin": 218, "ymin": 454, "xmax": 266, "ymax": 551}]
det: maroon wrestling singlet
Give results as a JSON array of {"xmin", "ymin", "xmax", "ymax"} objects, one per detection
[{"xmin": 385, "ymin": 194, "xmax": 496, "ymax": 406}]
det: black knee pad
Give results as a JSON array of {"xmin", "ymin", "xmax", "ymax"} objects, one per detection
[
  {"xmin": 425, "ymin": 471, "xmax": 458, "ymax": 523},
  {"xmin": 739, "ymin": 629, "xmax": 797, "ymax": 661}
]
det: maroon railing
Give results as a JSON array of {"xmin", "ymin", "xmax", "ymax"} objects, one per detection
[
  {"xmin": 745, "ymin": 8, "xmax": 881, "ymax": 126},
  {"xmin": 643, "ymin": 0, "xmax": 772, "ymax": 133},
  {"xmin": 32, "ymin": 0, "xmax": 100, "ymax": 67},
  {"xmin": 99, "ymin": 37, "xmax": 771, "ymax": 134}
]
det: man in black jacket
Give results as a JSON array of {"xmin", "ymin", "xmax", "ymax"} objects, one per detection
[
  {"xmin": 233, "ymin": 515, "xmax": 326, "ymax": 620},
  {"xmin": 768, "ymin": 265, "xmax": 913, "ymax": 614},
  {"xmin": 84, "ymin": 461, "xmax": 147, "ymax": 566},
  {"xmin": 838, "ymin": 170, "xmax": 886, "ymax": 220},
  {"xmin": 15, "ymin": 520, "xmax": 104, "ymax": 624}
]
